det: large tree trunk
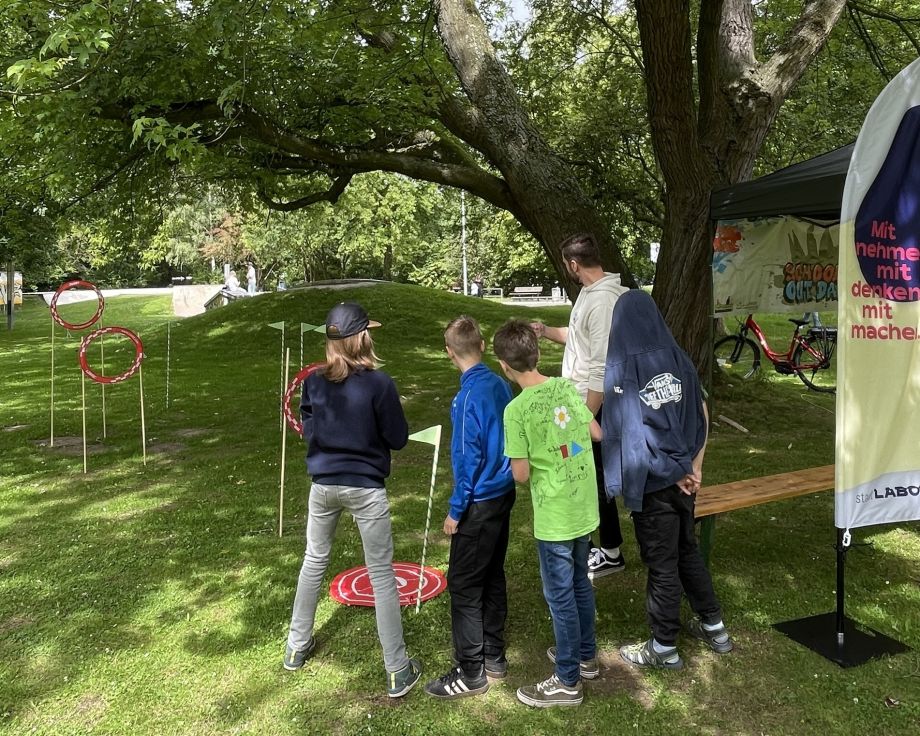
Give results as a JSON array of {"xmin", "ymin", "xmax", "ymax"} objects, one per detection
[
  {"xmin": 436, "ymin": 0, "xmax": 636, "ymax": 299},
  {"xmin": 636, "ymin": 0, "xmax": 846, "ymax": 371}
]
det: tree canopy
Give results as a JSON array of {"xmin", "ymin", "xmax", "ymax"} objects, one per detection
[{"xmin": 2, "ymin": 1, "xmax": 919, "ymax": 362}]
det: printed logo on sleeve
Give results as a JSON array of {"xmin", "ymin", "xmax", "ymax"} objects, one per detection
[{"xmin": 639, "ymin": 373, "xmax": 682, "ymax": 409}]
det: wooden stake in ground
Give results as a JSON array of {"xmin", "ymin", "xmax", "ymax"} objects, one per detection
[
  {"xmin": 100, "ymin": 327, "xmax": 107, "ymax": 439},
  {"xmin": 50, "ymin": 318, "xmax": 55, "ymax": 447},
  {"xmin": 279, "ymin": 347, "xmax": 291, "ymax": 537},
  {"xmin": 139, "ymin": 363, "xmax": 147, "ymax": 466},
  {"xmin": 408, "ymin": 425, "xmax": 442, "ymax": 613},
  {"xmin": 166, "ymin": 321, "xmax": 171, "ymax": 409},
  {"xmin": 81, "ymin": 370, "xmax": 87, "ymax": 474}
]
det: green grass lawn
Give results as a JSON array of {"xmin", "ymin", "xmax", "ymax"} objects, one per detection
[{"xmin": 0, "ymin": 285, "xmax": 917, "ymax": 736}]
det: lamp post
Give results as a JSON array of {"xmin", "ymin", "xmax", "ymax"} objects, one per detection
[{"xmin": 461, "ymin": 191, "xmax": 468, "ymax": 295}]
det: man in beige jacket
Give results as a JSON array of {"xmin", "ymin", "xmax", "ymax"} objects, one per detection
[{"xmin": 531, "ymin": 233, "xmax": 630, "ymax": 579}]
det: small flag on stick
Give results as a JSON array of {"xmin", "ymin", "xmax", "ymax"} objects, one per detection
[
  {"xmin": 268, "ymin": 322, "xmax": 285, "ymax": 429},
  {"xmin": 300, "ymin": 323, "xmax": 320, "ymax": 366},
  {"xmin": 410, "ymin": 424, "xmax": 442, "ymax": 612}
]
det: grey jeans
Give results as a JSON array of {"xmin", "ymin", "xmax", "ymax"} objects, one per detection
[{"xmin": 287, "ymin": 483, "xmax": 409, "ymax": 673}]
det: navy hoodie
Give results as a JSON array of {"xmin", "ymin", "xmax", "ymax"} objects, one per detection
[
  {"xmin": 601, "ymin": 290, "xmax": 706, "ymax": 512},
  {"xmin": 301, "ymin": 368, "xmax": 409, "ymax": 488}
]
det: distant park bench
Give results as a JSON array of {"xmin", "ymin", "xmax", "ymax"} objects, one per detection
[
  {"xmin": 695, "ymin": 465, "xmax": 835, "ymax": 566},
  {"xmin": 511, "ymin": 286, "xmax": 546, "ymax": 301}
]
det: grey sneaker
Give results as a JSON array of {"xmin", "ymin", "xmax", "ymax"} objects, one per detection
[
  {"xmin": 546, "ymin": 646, "xmax": 599, "ymax": 680},
  {"xmin": 387, "ymin": 658, "xmax": 423, "ymax": 698},
  {"xmin": 484, "ymin": 656, "xmax": 508, "ymax": 679},
  {"xmin": 451, "ymin": 653, "xmax": 508, "ymax": 679},
  {"xmin": 516, "ymin": 673, "xmax": 583, "ymax": 708},
  {"xmin": 619, "ymin": 640, "xmax": 683, "ymax": 670},
  {"xmin": 283, "ymin": 637, "xmax": 316, "ymax": 671},
  {"xmin": 687, "ymin": 617, "xmax": 734, "ymax": 653}
]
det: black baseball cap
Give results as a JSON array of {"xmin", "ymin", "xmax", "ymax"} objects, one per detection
[{"xmin": 325, "ymin": 301, "xmax": 381, "ymax": 339}]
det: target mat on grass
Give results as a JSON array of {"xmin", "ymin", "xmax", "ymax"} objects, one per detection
[{"xmin": 330, "ymin": 563, "xmax": 446, "ymax": 607}]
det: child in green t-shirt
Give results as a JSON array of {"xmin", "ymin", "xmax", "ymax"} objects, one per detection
[{"xmin": 493, "ymin": 319, "xmax": 601, "ymax": 709}]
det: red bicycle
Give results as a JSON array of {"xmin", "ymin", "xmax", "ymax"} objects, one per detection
[{"xmin": 714, "ymin": 314, "xmax": 837, "ymax": 393}]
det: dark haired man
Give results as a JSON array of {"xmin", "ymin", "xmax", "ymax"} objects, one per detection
[{"xmin": 531, "ymin": 233, "xmax": 629, "ymax": 579}]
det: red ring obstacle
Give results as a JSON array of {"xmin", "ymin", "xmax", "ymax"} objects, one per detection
[
  {"xmin": 283, "ymin": 363, "xmax": 324, "ymax": 436},
  {"xmin": 78, "ymin": 326, "xmax": 144, "ymax": 384},
  {"xmin": 50, "ymin": 280, "xmax": 105, "ymax": 331}
]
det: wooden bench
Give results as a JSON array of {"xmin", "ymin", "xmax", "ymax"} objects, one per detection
[
  {"xmin": 511, "ymin": 285, "xmax": 545, "ymax": 300},
  {"xmin": 695, "ymin": 465, "xmax": 835, "ymax": 566}
]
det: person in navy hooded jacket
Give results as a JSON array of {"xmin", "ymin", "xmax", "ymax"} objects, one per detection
[
  {"xmin": 425, "ymin": 316, "xmax": 516, "ymax": 699},
  {"xmin": 601, "ymin": 290, "xmax": 732, "ymax": 669}
]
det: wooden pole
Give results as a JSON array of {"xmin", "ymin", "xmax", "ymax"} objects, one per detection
[
  {"xmin": 50, "ymin": 318, "xmax": 55, "ymax": 447},
  {"xmin": 166, "ymin": 322, "xmax": 171, "ymax": 408},
  {"xmin": 81, "ymin": 370, "xmax": 87, "ymax": 474},
  {"xmin": 280, "ymin": 330, "xmax": 285, "ymax": 430},
  {"xmin": 100, "ymin": 327, "xmax": 107, "ymax": 439},
  {"xmin": 279, "ymin": 347, "xmax": 290, "ymax": 537},
  {"xmin": 139, "ymin": 363, "xmax": 147, "ymax": 466}
]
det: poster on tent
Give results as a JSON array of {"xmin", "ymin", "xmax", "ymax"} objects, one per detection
[
  {"xmin": 712, "ymin": 218, "xmax": 839, "ymax": 316},
  {"xmin": 836, "ymin": 58, "xmax": 920, "ymax": 531},
  {"xmin": 0, "ymin": 271, "xmax": 23, "ymax": 306}
]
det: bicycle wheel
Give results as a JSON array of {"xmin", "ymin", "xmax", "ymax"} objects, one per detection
[
  {"xmin": 792, "ymin": 330, "xmax": 837, "ymax": 393},
  {"xmin": 714, "ymin": 335, "xmax": 760, "ymax": 380}
]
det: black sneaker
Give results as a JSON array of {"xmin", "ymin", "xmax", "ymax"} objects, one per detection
[
  {"xmin": 424, "ymin": 666, "xmax": 489, "ymax": 699},
  {"xmin": 546, "ymin": 646, "xmax": 599, "ymax": 680},
  {"xmin": 484, "ymin": 655, "xmax": 508, "ymax": 679},
  {"xmin": 451, "ymin": 653, "xmax": 508, "ymax": 679},
  {"xmin": 516, "ymin": 673, "xmax": 583, "ymax": 708},
  {"xmin": 687, "ymin": 617, "xmax": 734, "ymax": 653},
  {"xmin": 619, "ymin": 639, "xmax": 683, "ymax": 670},
  {"xmin": 283, "ymin": 637, "xmax": 316, "ymax": 671},
  {"xmin": 587, "ymin": 548, "xmax": 625, "ymax": 580},
  {"xmin": 387, "ymin": 658, "xmax": 423, "ymax": 698}
]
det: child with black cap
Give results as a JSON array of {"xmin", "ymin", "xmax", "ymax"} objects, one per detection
[{"xmin": 283, "ymin": 301, "xmax": 423, "ymax": 698}]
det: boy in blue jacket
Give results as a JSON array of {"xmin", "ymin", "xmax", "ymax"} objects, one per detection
[
  {"xmin": 602, "ymin": 290, "xmax": 732, "ymax": 669},
  {"xmin": 425, "ymin": 316, "xmax": 516, "ymax": 699}
]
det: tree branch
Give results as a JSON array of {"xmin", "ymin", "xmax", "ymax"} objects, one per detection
[
  {"xmin": 258, "ymin": 174, "xmax": 353, "ymax": 211},
  {"xmin": 756, "ymin": 0, "xmax": 848, "ymax": 100},
  {"xmin": 101, "ymin": 99, "xmax": 518, "ymax": 212}
]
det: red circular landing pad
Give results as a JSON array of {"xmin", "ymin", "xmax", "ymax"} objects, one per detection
[{"xmin": 330, "ymin": 563, "xmax": 446, "ymax": 607}]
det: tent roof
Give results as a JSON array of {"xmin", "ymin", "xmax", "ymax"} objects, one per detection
[{"xmin": 710, "ymin": 143, "xmax": 854, "ymax": 221}]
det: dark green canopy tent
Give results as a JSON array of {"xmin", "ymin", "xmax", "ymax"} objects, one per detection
[{"xmin": 710, "ymin": 144, "xmax": 854, "ymax": 221}]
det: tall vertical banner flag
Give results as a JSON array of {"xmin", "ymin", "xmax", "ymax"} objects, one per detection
[{"xmin": 837, "ymin": 58, "xmax": 920, "ymax": 531}]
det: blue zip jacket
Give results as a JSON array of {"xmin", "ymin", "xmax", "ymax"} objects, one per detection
[
  {"xmin": 448, "ymin": 363, "xmax": 515, "ymax": 521},
  {"xmin": 601, "ymin": 290, "xmax": 706, "ymax": 512}
]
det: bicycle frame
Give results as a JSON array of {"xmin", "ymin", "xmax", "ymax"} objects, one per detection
[{"xmin": 736, "ymin": 314, "xmax": 828, "ymax": 371}]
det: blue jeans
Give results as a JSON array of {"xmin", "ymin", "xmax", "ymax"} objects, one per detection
[{"xmin": 537, "ymin": 535, "xmax": 596, "ymax": 685}]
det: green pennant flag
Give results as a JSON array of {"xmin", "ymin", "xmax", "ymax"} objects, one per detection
[
  {"xmin": 409, "ymin": 425, "xmax": 441, "ymax": 445},
  {"xmin": 313, "ymin": 325, "xmax": 327, "ymax": 333},
  {"xmin": 300, "ymin": 323, "xmax": 319, "ymax": 333},
  {"xmin": 268, "ymin": 321, "xmax": 285, "ymax": 330}
]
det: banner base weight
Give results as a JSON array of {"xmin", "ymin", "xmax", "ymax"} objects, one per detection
[{"xmin": 774, "ymin": 612, "xmax": 909, "ymax": 668}]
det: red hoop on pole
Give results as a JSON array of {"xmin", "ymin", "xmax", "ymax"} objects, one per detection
[
  {"xmin": 283, "ymin": 363, "xmax": 324, "ymax": 436},
  {"xmin": 50, "ymin": 280, "xmax": 105, "ymax": 331},
  {"xmin": 79, "ymin": 326, "xmax": 144, "ymax": 384}
]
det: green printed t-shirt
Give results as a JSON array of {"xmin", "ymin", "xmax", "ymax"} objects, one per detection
[{"xmin": 503, "ymin": 377, "xmax": 600, "ymax": 542}]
